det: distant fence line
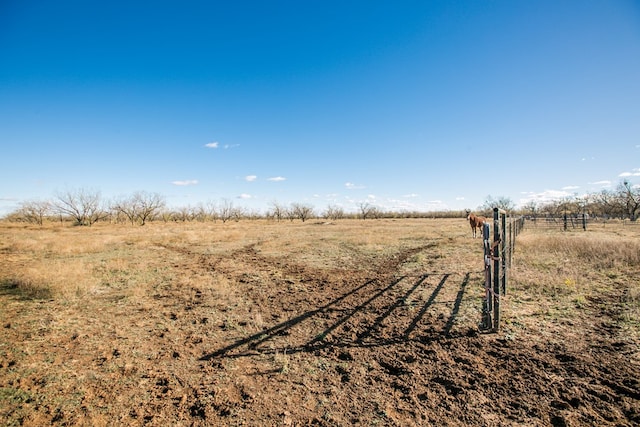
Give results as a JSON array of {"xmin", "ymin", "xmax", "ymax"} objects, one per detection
[
  {"xmin": 480, "ymin": 208, "xmax": 525, "ymax": 333},
  {"xmin": 525, "ymin": 215, "xmax": 640, "ymax": 231}
]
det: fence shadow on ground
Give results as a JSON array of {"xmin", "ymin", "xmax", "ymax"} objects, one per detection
[{"xmin": 200, "ymin": 272, "xmax": 474, "ymax": 361}]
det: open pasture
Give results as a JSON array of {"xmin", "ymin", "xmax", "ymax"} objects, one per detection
[{"xmin": 1, "ymin": 218, "xmax": 639, "ymax": 426}]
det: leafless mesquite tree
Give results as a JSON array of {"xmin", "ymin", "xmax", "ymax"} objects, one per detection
[
  {"xmin": 620, "ymin": 180, "xmax": 640, "ymax": 221},
  {"xmin": 53, "ymin": 188, "xmax": 106, "ymax": 226},
  {"xmin": 357, "ymin": 202, "xmax": 381, "ymax": 220},
  {"xmin": 290, "ymin": 203, "xmax": 315, "ymax": 222},
  {"xmin": 135, "ymin": 192, "xmax": 165, "ymax": 225},
  {"xmin": 323, "ymin": 204, "xmax": 345, "ymax": 220},
  {"xmin": 268, "ymin": 201, "xmax": 286, "ymax": 222},
  {"xmin": 481, "ymin": 195, "xmax": 516, "ymax": 213},
  {"xmin": 219, "ymin": 199, "xmax": 244, "ymax": 223},
  {"xmin": 16, "ymin": 200, "xmax": 51, "ymax": 225},
  {"xmin": 112, "ymin": 192, "xmax": 165, "ymax": 225},
  {"xmin": 196, "ymin": 201, "xmax": 220, "ymax": 222}
]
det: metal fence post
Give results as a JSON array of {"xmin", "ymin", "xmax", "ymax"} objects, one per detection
[
  {"xmin": 492, "ymin": 208, "xmax": 501, "ymax": 330},
  {"xmin": 501, "ymin": 211, "xmax": 507, "ymax": 295}
]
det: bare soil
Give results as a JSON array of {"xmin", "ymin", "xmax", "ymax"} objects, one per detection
[{"xmin": 1, "ymin": 219, "xmax": 638, "ymax": 426}]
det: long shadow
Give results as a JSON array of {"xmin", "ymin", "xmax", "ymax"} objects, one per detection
[
  {"xmin": 200, "ymin": 277, "xmax": 379, "ymax": 360},
  {"xmin": 443, "ymin": 273, "xmax": 470, "ymax": 336},
  {"xmin": 402, "ymin": 274, "xmax": 449, "ymax": 339},
  {"xmin": 201, "ymin": 272, "xmax": 474, "ymax": 361},
  {"xmin": 355, "ymin": 274, "xmax": 428, "ymax": 344},
  {"xmin": 304, "ymin": 275, "xmax": 407, "ymax": 348}
]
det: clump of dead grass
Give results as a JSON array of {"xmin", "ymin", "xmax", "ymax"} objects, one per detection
[{"xmin": 1, "ymin": 258, "xmax": 101, "ymax": 300}]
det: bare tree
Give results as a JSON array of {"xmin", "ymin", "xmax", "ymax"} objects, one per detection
[
  {"xmin": 357, "ymin": 202, "xmax": 376, "ymax": 220},
  {"xmin": 136, "ymin": 192, "xmax": 165, "ymax": 225},
  {"xmin": 173, "ymin": 206, "xmax": 195, "ymax": 222},
  {"xmin": 219, "ymin": 199, "xmax": 237, "ymax": 223},
  {"xmin": 16, "ymin": 200, "xmax": 51, "ymax": 225},
  {"xmin": 245, "ymin": 208, "xmax": 262, "ymax": 220},
  {"xmin": 619, "ymin": 180, "xmax": 640, "ymax": 221},
  {"xmin": 112, "ymin": 196, "xmax": 138, "ymax": 225},
  {"xmin": 291, "ymin": 203, "xmax": 314, "ymax": 222},
  {"xmin": 481, "ymin": 195, "xmax": 515, "ymax": 213},
  {"xmin": 53, "ymin": 188, "xmax": 105, "ymax": 226},
  {"xmin": 268, "ymin": 201, "xmax": 286, "ymax": 222},
  {"xmin": 111, "ymin": 192, "xmax": 164, "ymax": 225},
  {"xmin": 285, "ymin": 206, "xmax": 296, "ymax": 222},
  {"xmin": 593, "ymin": 189, "xmax": 625, "ymax": 219},
  {"xmin": 521, "ymin": 201, "xmax": 538, "ymax": 218},
  {"xmin": 323, "ymin": 204, "xmax": 345, "ymax": 220}
]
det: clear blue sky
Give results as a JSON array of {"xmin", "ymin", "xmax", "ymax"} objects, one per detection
[{"xmin": 1, "ymin": 1, "xmax": 639, "ymax": 216}]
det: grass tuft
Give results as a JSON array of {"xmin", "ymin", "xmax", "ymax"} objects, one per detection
[{"xmin": 0, "ymin": 278, "xmax": 52, "ymax": 300}]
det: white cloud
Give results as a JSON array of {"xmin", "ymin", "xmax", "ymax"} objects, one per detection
[
  {"xmin": 345, "ymin": 182, "xmax": 365, "ymax": 190},
  {"xmin": 562, "ymin": 185, "xmax": 579, "ymax": 190},
  {"xmin": 205, "ymin": 141, "xmax": 240, "ymax": 149},
  {"xmin": 455, "ymin": 196, "xmax": 465, "ymax": 201},
  {"xmin": 518, "ymin": 189, "xmax": 572, "ymax": 206},
  {"xmin": 590, "ymin": 180, "xmax": 611, "ymax": 187},
  {"xmin": 402, "ymin": 193, "xmax": 419, "ymax": 198},
  {"xmin": 268, "ymin": 176, "xmax": 286, "ymax": 182},
  {"xmin": 365, "ymin": 196, "xmax": 447, "ymax": 212},
  {"xmin": 619, "ymin": 168, "xmax": 640, "ymax": 177},
  {"xmin": 171, "ymin": 180, "xmax": 199, "ymax": 186},
  {"xmin": 245, "ymin": 175, "xmax": 257, "ymax": 182},
  {"xmin": 238, "ymin": 193, "xmax": 252, "ymax": 199}
]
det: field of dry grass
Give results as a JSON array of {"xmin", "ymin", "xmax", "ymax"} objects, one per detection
[{"xmin": 1, "ymin": 218, "xmax": 639, "ymax": 426}]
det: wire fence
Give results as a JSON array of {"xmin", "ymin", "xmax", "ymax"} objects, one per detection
[{"xmin": 525, "ymin": 216, "xmax": 640, "ymax": 231}]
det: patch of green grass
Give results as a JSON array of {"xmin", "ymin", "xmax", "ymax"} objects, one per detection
[{"xmin": 0, "ymin": 387, "xmax": 33, "ymax": 405}]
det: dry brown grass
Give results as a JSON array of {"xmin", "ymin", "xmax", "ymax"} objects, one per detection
[{"xmin": 507, "ymin": 226, "xmax": 640, "ymax": 341}]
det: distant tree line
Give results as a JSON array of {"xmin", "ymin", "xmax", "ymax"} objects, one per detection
[
  {"xmin": 3, "ymin": 180, "xmax": 639, "ymax": 226},
  {"xmin": 516, "ymin": 181, "xmax": 640, "ymax": 222}
]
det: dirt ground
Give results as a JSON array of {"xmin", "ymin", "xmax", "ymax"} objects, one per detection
[{"xmin": 1, "ymin": 219, "xmax": 638, "ymax": 426}]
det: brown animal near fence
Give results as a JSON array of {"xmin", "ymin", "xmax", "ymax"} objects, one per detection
[{"xmin": 466, "ymin": 210, "xmax": 487, "ymax": 238}]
